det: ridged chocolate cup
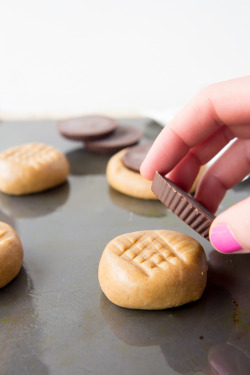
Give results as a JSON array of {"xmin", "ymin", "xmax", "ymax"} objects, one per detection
[
  {"xmin": 57, "ymin": 115, "xmax": 118, "ymax": 141},
  {"xmin": 122, "ymin": 143, "xmax": 153, "ymax": 172},
  {"xmin": 151, "ymin": 172, "xmax": 216, "ymax": 241},
  {"xmin": 84, "ymin": 125, "xmax": 143, "ymax": 155}
]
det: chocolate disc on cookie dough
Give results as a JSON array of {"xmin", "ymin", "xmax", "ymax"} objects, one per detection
[
  {"xmin": 106, "ymin": 149, "xmax": 157, "ymax": 200},
  {"xmin": 122, "ymin": 143, "xmax": 153, "ymax": 172},
  {"xmin": 84, "ymin": 125, "xmax": 143, "ymax": 154},
  {"xmin": 57, "ymin": 115, "xmax": 118, "ymax": 141},
  {"xmin": 152, "ymin": 172, "xmax": 216, "ymax": 240}
]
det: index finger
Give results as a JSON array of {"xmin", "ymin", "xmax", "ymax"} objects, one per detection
[{"xmin": 140, "ymin": 76, "xmax": 250, "ymax": 180}]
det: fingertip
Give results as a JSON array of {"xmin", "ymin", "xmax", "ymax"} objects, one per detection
[
  {"xmin": 139, "ymin": 161, "xmax": 155, "ymax": 180},
  {"xmin": 209, "ymin": 197, "xmax": 250, "ymax": 254},
  {"xmin": 209, "ymin": 224, "xmax": 243, "ymax": 253}
]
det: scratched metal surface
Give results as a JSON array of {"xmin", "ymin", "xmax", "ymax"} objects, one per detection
[{"xmin": 0, "ymin": 119, "xmax": 249, "ymax": 375}]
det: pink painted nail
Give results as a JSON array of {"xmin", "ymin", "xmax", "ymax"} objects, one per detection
[{"xmin": 210, "ymin": 224, "xmax": 242, "ymax": 253}]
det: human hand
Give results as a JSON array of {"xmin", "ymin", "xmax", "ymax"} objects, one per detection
[{"xmin": 140, "ymin": 76, "xmax": 250, "ymax": 253}]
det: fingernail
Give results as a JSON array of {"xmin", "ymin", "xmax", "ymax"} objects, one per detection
[{"xmin": 210, "ymin": 224, "xmax": 242, "ymax": 253}]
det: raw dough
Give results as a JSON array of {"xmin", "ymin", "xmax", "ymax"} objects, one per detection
[
  {"xmin": 98, "ymin": 230, "xmax": 207, "ymax": 310},
  {"xmin": 0, "ymin": 143, "xmax": 69, "ymax": 195},
  {"xmin": 106, "ymin": 148, "xmax": 207, "ymax": 200},
  {"xmin": 106, "ymin": 148, "xmax": 157, "ymax": 199},
  {"xmin": 0, "ymin": 222, "xmax": 23, "ymax": 288}
]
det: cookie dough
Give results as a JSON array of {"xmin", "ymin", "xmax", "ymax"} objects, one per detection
[
  {"xmin": 98, "ymin": 230, "xmax": 207, "ymax": 310},
  {"xmin": 106, "ymin": 148, "xmax": 157, "ymax": 199},
  {"xmin": 0, "ymin": 143, "xmax": 69, "ymax": 195},
  {"xmin": 0, "ymin": 222, "xmax": 23, "ymax": 288}
]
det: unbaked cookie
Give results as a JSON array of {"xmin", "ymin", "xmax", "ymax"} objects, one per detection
[
  {"xmin": 0, "ymin": 143, "xmax": 69, "ymax": 195},
  {"xmin": 122, "ymin": 143, "xmax": 207, "ymax": 194},
  {"xmin": 98, "ymin": 230, "xmax": 207, "ymax": 310},
  {"xmin": 106, "ymin": 144, "xmax": 207, "ymax": 200},
  {"xmin": 0, "ymin": 222, "xmax": 23, "ymax": 288},
  {"xmin": 106, "ymin": 148, "xmax": 157, "ymax": 200}
]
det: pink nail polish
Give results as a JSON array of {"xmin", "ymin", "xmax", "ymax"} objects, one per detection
[{"xmin": 210, "ymin": 224, "xmax": 242, "ymax": 253}]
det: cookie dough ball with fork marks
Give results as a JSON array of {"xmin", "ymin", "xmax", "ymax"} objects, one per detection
[
  {"xmin": 98, "ymin": 230, "xmax": 207, "ymax": 310},
  {"xmin": 0, "ymin": 143, "xmax": 69, "ymax": 195}
]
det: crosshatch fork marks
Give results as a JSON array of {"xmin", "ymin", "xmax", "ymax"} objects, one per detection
[
  {"xmin": 0, "ymin": 143, "xmax": 59, "ymax": 168},
  {"xmin": 113, "ymin": 231, "xmax": 186, "ymax": 276},
  {"xmin": 155, "ymin": 231, "xmax": 188, "ymax": 262}
]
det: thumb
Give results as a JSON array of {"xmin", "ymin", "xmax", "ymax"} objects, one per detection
[{"xmin": 209, "ymin": 197, "xmax": 250, "ymax": 254}]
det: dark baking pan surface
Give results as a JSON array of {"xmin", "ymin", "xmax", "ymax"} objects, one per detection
[{"xmin": 0, "ymin": 119, "xmax": 249, "ymax": 375}]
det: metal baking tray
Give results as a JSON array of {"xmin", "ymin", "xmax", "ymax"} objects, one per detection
[{"xmin": 0, "ymin": 118, "xmax": 249, "ymax": 375}]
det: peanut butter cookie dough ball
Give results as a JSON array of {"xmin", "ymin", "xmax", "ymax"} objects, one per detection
[
  {"xmin": 0, "ymin": 143, "xmax": 69, "ymax": 195},
  {"xmin": 106, "ymin": 148, "xmax": 157, "ymax": 200},
  {"xmin": 106, "ymin": 145, "xmax": 207, "ymax": 200},
  {"xmin": 0, "ymin": 222, "xmax": 23, "ymax": 288},
  {"xmin": 98, "ymin": 230, "xmax": 207, "ymax": 310}
]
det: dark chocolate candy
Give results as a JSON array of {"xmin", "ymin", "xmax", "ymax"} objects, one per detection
[
  {"xmin": 57, "ymin": 115, "xmax": 118, "ymax": 141},
  {"xmin": 151, "ymin": 172, "xmax": 216, "ymax": 241},
  {"xmin": 84, "ymin": 125, "xmax": 143, "ymax": 154},
  {"xmin": 122, "ymin": 143, "xmax": 153, "ymax": 172}
]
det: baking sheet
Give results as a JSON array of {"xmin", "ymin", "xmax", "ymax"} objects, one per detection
[{"xmin": 0, "ymin": 118, "xmax": 249, "ymax": 375}]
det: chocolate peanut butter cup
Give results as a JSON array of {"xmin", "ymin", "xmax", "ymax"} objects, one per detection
[
  {"xmin": 122, "ymin": 143, "xmax": 153, "ymax": 172},
  {"xmin": 151, "ymin": 172, "xmax": 216, "ymax": 240},
  {"xmin": 57, "ymin": 115, "xmax": 118, "ymax": 141},
  {"xmin": 84, "ymin": 125, "xmax": 142, "ymax": 154}
]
